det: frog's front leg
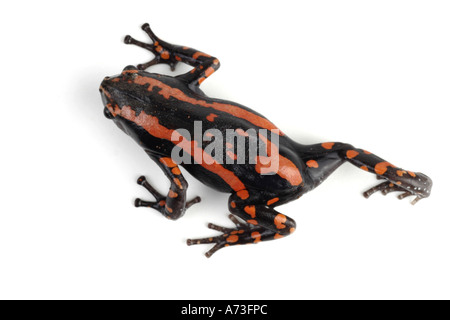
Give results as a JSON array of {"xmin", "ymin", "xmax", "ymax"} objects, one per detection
[
  {"xmin": 135, "ymin": 152, "xmax": 200, "ymax": 220},
  {"xmin": 187, "ymin": 191, "xmax": 296, "ymax": 257},
  {"xmin": 124, "ymin": 23, "xmax": 220, "ymax": 87}
]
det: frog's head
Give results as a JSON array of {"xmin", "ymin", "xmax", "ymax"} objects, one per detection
[
  {"xmin": 99, "ymin": 66, "xmax": 141, "ymax": 120},
  {"xmin": 99, "ymin": 65, "xmax": 149, "ymax": 139}
]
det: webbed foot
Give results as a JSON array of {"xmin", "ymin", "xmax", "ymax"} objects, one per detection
[
  {"xmin": 187, "ymin": 214, "xmax": 266, "ymax": 258},
  {"xmin": 134, "ymin": 176, "xmax": 200, "ymax": 214},
  {"xmin": 363, "ymin": 172, "xmax": 432, "ymax": 205},
  {"xmin": 124, "ymin": 23, "xmax": 178, "ymax": 71}
]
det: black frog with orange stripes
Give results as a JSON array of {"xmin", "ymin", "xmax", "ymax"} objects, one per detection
[{"xmin": 99, "ymin": 23, "xmax": 432, "ymax": 257}]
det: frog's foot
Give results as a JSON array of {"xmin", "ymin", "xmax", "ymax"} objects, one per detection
[
  {"xmin": 134, "ymin": 176, "xmax": 200, "ymax": 217},
  {"xmin": 124, "ymin": 23, "xmax": 178, "ymax": 71},
  {"xmin": 363, "ymin": 172, "xmax": 432, "ymax": 205},
  {"xmin": 187, "ymin": 214, "xmax": 265, "ymax": 258}
]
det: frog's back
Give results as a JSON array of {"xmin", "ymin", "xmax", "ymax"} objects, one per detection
[{"xmin": 115, "ymin": 70, "xmax": 303, "ymax": 193}]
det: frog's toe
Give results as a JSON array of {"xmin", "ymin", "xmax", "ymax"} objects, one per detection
[
  {"xmin": 186, "ymin": 235, "xmax": 226, "ymax": 258},
  {"xmin": 134, "ymin": 197, "xmax": 166, "ymax": 212},
  {"xmin": 124, "ymin": 35, "xmax": 133, "ymax": 44},
  {"xmin": 363, "ymin": 172, "xmax": 431, "ymax": 205},
  {"xmin": 137, "ymin": 59, "xmax": 160, "ymax": 70},
  {"xmin": 187, "ymin": 214, "xmax": 259, "ymax": 258},
  {"xmin": 141, "ymin": 23, "xmax": 159, "ymax": 42},
  {"xmin": 186, "ymin": 196, "xmax": 201, "ymax": 209}
]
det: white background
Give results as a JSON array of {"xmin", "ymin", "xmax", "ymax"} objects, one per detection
[{"xmin": 1, "ymin": 0, "xmax": 449, "ymax": 299}]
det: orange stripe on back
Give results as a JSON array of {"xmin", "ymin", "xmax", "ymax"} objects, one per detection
[
  {"xmin": 131, "ymin": 73, "xmax": 283, "ymax": 136},
  {"xmin": 116, "ymin": 105, "xmax": 246, "ymax": 192}
]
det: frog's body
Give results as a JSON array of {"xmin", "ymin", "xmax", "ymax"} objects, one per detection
[{"xmin": 100, "ymin": 24, "xmax": 432, "ymax": 257}]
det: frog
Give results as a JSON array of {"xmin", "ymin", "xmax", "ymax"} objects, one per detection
[{"xmin": 99, "ymin": 23, "xmax": 432, "ymax": 257}]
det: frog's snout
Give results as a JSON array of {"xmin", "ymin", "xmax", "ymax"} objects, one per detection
[{"xmin": 99, "ymin": 78, "xmax": 116, "ymax": 119}]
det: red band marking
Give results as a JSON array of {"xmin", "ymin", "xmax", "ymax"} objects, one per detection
[
  {"xmin": 130, "ymin": 73, "xmax": 283, "ymax": 135},
  {"xmin": 374, "ymin": 161, "xmax": 395, "ymax": 176},
  {"xmin": 206, "ymin": 113, "xmax": 218, "ymax": 122},
  {"xmin": 267, "ymin": 197, "xmax": 279, "ymax": 206},
  {"xmin": 193, "ymin": 51, "xmax": 211, "ymax": 59},
  {"xmin": 306, "ymin": 160, "xmax": 319, "ymax": 168},
  {"xmin": 274, "ymin": 213, "xmax": 287, "ymax": 229},
  {"xmin": 321, "ymin": 142, "xmax": 334, "ymax": 150},
  {"xmin": 115, "ymin": 105, "xmax": 246, "ymax": 192},
  {"xmin": 346, "ymin": 150, "xmax": 359, "ymax": 159}
]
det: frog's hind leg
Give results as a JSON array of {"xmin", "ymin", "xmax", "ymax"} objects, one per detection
[
  {"xmin": 187, "ymin": 191, "xmax": 296, "ymax": 257},
  {"xmin": 134, "ymin": 151, "xmax": 201, "ymax": 220},
  {"xmin": 301, "ymin": 142, "xmax": 432, "ymax": 204}
]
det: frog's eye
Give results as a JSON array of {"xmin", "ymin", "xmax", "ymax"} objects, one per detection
[
  {"xmin": 123, "ymin": 72, "xmax": 138, "ymax": 81},
  {"xmin": 104, "ymin": 107, "xmax": 115, "ymax": 119},
  {"xmin": 123, "ymin": 65, "xmax": 138, "ymax": 72}
]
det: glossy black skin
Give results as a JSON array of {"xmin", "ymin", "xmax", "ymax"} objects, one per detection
[{"xmin": 99, "ymin": 24, "xmax": 432, "ymax": 257}]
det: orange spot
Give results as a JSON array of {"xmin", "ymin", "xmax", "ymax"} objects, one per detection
[
  {"xmin": 289, "ymin": 227, "xmax": 295, "ymax": 234},
  {"xmin": 244, "ymin": 205, "xmax": 256, "ymax": 218},
  {"xmin": 206, "ymin": 113, "xmax": 218, "ymax": 122},
  {"xmin": 171, "ymin": 167, "xmax": 181, "ymax": 175},
  {"xmin": 130, "ymin": 73, "xmax": 283, "ymax": 135},
  {"xmin": 166, "ymin": 206, "xmax": 173, "ymax": 213},
  {"xmin": 306, "ymin": 160, "xmax": 319, "ymax": 168},
  {"xmin": 213, "ymin": 58, "xmax": 219, "ymax": 65},
  {"xmin": 160, "ymin": 157, "xmax": 177, "ymax": 168},
  {"xmin": 237, "ymin": 190, "xmax": 249, "ymax": 200},
  {"xmin": 374, "ymin": 161, "xmax": 395, "ymax": 175},
  {"xmin": 159, "ymin": 200, "xmax": 166, "ymax": 206},
  {"xmin": 226, "ymin": 235, "xmax": 239, "ymax": 243},
  {"xmin": 230, "ymin": 201, "xmax": 236, "ymax": 208},
  {"xmin": 360, "ymin": 166, "xmax": 369, "ymax": 171},
  {"xmin": 363, "ymin": 150, "xmax": 372, "ymax": 154},
  {"xmin": 205, "ymin": 66, "xmax": 215, "ymax": 77},
  {"xmin": 175, "ymin": 55, "xmax": 181, "ymax": 61},
  {"xmin": 267, "ymin": 198, "xmax": 279, "ymax": 206},
  {"xmin": 397, "ymin": 170, "xmax": 406, "ymax": 177},
  {"xmin": 198, "ymin": 77, "xmax": 206, "ymax": 84},
  {"xmin": 226, "ymin": 142, "xmax": 233, "ymax": 149},
  {"xmin": 173, "ymin": 178, "xmax": 183, "ymax": 190},
  {"xmin": 205, "ymin": 132, "xmax": 214, "ymax": 138},
  {"xmin": 251, "ymin": 231, "xmax": 261, "ymax": 243},
  {"xmin": 408, "ymin": 171, "xmax": 416, "ymax": 177},
  {"xmin": 396, "ymin": 181, "xmax": 402, "ymax": 185},
  {"xmin": 168, "ymin": 190, "xmax": 178, "ymax": 198},
  {"xmin": 322, "ymin": 142, "xmax": 334, "ymax": 150},
  {"xmin": 274, "ymin": 214, "xmax": 287, "ymax": 229},
  {"xmin": 247, "ymin": 219, "xmax": 258, "ymax": 226},
  {"xmin": 274, "ymin": 233, "xmax": 284, "ymax": 240},
  {"xmin": 155, "ymin": 45, "xmax": 163, "ymax": 53},
  {"xmin": 346, "ymin": 150, "xmax": 359, "ymax": 159},
  {"xmin": 193, "ymin": 51, "xmax": 211, "ymax": 59},
  {"xmin": 161, "ymin": 51, "xmax": 170, "ymax": 60}
]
